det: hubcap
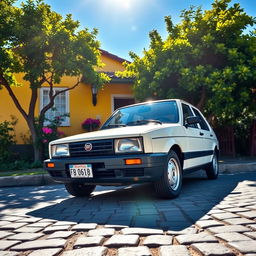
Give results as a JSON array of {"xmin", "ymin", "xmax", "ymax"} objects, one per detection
[{"xmin": 167, "ymin": 158, "xmax": 180, "ymax": 191}]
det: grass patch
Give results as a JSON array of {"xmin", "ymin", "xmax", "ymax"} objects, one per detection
[{"xmin": 0, "ymin": 169, "xmax": 47, "ymax": 177}]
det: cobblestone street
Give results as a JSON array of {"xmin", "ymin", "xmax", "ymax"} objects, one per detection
[{"xmin": 0, "ymin": 171, "xmax": 256, "ymax": 255}]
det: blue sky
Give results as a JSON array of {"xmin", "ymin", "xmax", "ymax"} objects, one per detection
[{"xmin": 17, "ymin": 0, "xmax": 256, "ymax": 61}]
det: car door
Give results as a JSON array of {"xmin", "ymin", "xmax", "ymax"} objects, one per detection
[
  {"xmin": 191, "ymin": 107, "xmax": 214, "ymax": 164},
  {"xmin": 181, "ymin": 103, "xmax": 209, "ymax": 170}
]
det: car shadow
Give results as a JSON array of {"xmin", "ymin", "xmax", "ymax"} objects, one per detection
[{"xmin": 1, "ymin": 171, "xmax": 256, "ymax": 231}]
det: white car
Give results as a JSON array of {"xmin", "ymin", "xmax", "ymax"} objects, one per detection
[{"xmin": 45, "ymin": 99, "xmax": 219, "ymax": 199}]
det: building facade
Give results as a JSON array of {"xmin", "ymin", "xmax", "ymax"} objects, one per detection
[{"xmin": 0, "ymin": 50, "xmax": 134, "ymax": 144}]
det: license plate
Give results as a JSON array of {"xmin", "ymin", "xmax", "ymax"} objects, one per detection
[{"xmin": 69, "ymin": 164, "xmax": 93, "ymax": 178}]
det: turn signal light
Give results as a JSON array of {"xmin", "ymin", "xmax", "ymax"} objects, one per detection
[
  {"xmin": 47, "ymin": 163, "xmax": 55, "ymax": 168},
  {"xmin": 125, "ymin": 158, "xmax": 142, "ymax": 165}
]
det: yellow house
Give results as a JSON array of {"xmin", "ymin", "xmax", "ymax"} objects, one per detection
[{"xmin": 0, "ymin": 50, "xmax": 134, "ymax": 144}]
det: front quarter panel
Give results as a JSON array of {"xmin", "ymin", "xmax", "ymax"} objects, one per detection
[{"xmin": 149, "ymin": 125, "xmax": 187, "ymax": 153}]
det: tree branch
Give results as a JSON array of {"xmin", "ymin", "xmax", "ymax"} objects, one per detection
[
  {"xmin": 53, "ymin": 78, "xmax": 81, "ymax": 98},
  {"xmin": 40, "ymin": 77, "xmax": 81, "ymax": 120},
  {"xmin": 0, "ymin": 73, "xmax": 28, "ymax": 121}
]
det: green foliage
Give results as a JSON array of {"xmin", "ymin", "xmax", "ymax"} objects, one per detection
[
  {"xmin": 120, "ymin": 0, "xmax": 256, "ymax": 125},
  {"xmin": 20, "ymin": 130, "xmax": 33, "ymax": 144},
  {"xmin": 0, "ymin": 119, "xmax": 16, "ymax": 162},
  {"xmin": 233, "ymin": 114, "xmax": 255, "ymax": 155},
  {"xmin": 0, "ymin": 160, "xmax": 43, "ymax": 171},
  {"xmin": 0, "ymin": 0, "xmax": 110, "ymax": 161},
  {"xmin": 0, "ymin": 0, "xmax": 20, "ymax": 88},
  {"xmin": 1, "ymin": 0, "xmax": 108, "ymax": 87}
]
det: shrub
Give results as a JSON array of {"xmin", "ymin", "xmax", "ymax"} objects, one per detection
[
  {"xmin": 0, "ymin": 160, "xmax": 43, "ymax": 171},
  {"xmin": 0, "ymin": 119, "xmax": 16, "ymax": 163},
  {"xmin": 37, "ymin": 115, "xmax": 66, "ymax": 158},
  {"xmin": 81, "ymin": 118, "xmax": 101, "ymax": 132}
]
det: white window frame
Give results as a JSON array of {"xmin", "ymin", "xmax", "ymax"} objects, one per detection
[
  {"xmin": 111, "ymin": 94, "xmax": 134, "ymax": 113},
  {"xmin": 40, "ymin": 87, "xmax": 70, "ymax": 126}
]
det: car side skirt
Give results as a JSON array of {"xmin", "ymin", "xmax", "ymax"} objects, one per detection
[
  {"xmin": 183, "ymin": 150, "xmax": 214, "ymax": 160},
  {"xmin": 183, "ymin": 149, "xmax": 214, "ymax": 172},
  {"xmin": 183, "ymin": 163, "xmax": 210, "ymax": 174}
]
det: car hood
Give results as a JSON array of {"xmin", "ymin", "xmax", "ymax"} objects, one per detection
[{"xmin": 50, "ymin": 123, "xmax": 178, "ymax": 145}]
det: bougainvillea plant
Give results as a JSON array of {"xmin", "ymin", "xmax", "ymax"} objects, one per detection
[
  {"xmin": 39, "ymin": 115, "xmax": 66, "ymax": 158},
  {"xmin": 81, "ymin": 118, "xmax": 101, "ymax": 132}
]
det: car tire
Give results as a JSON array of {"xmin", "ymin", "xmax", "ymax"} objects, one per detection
[
  {"xmin": 205, "ymin": 151, "xmax": 219, "ymax": 180},
  {"xmin": 64, "ymin": 183, "xmax": 96, "ymax": 197},
  {"xmin": 154, "ymin": 150, "xmax": 182, "ymax": 199}
]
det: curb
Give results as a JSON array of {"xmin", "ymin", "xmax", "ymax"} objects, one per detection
[
  {"xmin": 0, "ymin": 162, "xmax": 255, "ymax": 188},
  {"xmin": 0, "ymin": 174, "xmax": 57, "ymax": 188},
  {"xmin": 219, "ymin": 162, "xmax": 256, "ymax": 174}
]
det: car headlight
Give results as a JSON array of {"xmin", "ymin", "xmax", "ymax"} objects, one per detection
[
  {"xmin": 51, "ymin": 144, "xmax": 70, "ymax": 158},
  {"xmin": 115, "ymin": 138, "xmax": 143, "ymax": 153}
]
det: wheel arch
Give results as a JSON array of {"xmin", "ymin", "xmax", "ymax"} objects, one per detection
[
  {"xmin": 214, "ymin": 146, "xmax": 219, "ymax": 159},
  {"xmin": 169, "ymin": 144, "xmax": 184, "ymax": 170}
]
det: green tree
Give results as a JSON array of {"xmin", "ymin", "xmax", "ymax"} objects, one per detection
[
  {"xmin": 0, "ymin": 0, "xmax": 109, "ymax": 161},
  {"xmin": 120, "ymin": 0, "xmax": 256, "ymax": 125}
]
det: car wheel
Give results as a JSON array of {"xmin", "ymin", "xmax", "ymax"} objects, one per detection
[
  {"xmin": 154, "ymin": 150, "xmax": 182, "ymax": 199},
  {"xmin": 205, "ymin": 151, "xmax": 219, "ymax": 180},
  {"xmin": 64, "ymin": 183, "xmax": 96, "ymax": 197}
]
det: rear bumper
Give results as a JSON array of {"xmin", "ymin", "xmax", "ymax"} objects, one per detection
[{"xmin": 44, "ymin": 153, "xmax": 167, "ymax": 185}]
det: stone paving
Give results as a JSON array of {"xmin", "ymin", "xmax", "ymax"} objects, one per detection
[{"xmin": 0, "ymin": 171, "xmax": 255, "ymax": 255}]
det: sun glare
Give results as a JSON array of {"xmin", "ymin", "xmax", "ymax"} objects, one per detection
[
  {"xmin": 78, "ymin": 0, "xmax": 157, "ymax": 18},
  {"xmin": 103, "ymin": 0, "xmax": 133, "ymax": 11},
  {"xmin": 123, "ymin": 0, "xmax": 131, "ymax": 10}
]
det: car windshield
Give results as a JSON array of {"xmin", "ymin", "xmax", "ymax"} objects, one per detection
[{"xmin": 102, "ymin": 101, "xmax": 179, "ymax": 129}]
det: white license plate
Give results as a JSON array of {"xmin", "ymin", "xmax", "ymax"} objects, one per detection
[{"xmin": 69, "ymin": 164, "xmax": 93, "ymax": 178}]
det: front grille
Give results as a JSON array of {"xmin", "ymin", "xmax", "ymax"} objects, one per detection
[
  {"xmin": 94, "ymin": 170, "xmax": 115, "ymax": 178},
  {"xmin": 49, "ymin": 167, "xmax": 144, "ymax": 179},
  {"xmin": 69, "ymin": 139, "xmax": 114, "ymax": 157},
  {"xmin": 123, "ymin": 168, "xmax": 144, "ymax": 177}
]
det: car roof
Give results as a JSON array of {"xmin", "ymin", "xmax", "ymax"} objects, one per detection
[{"xmin": 116, "ymin": 99, "xmax": 194, "ymax": 110}]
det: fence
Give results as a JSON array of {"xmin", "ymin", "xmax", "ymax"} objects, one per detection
[
  {"xmin": 251, "ymin": 121, "xmax": 256, "ymax": 156},
  {"xmin": 215, "ymin": 126, "xmax": 235, "ymax": 157}
]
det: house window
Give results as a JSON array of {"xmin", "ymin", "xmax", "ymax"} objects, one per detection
[{"xmin": 40, "ymin": 88, "xmax": 70, "ymax": 126}]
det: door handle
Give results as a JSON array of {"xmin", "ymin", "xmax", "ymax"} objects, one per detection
[{"xmin": 199, "ymin": 132, "xmax": 204, "ymax": 136}]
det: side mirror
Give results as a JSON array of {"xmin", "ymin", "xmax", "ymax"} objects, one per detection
[{"xmin": 185, "ymin": 116, "xmax": 200, "ymax": 127}]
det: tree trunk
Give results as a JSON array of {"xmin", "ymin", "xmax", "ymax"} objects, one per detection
[
  {"xmin": 0, "ymin": 74, "xmax": 44, "ymax": 162},
  {"xmin": 33, "ymin": 142, "xmax": 42, "ymax": 162},
  {"xmin": 197, "ymin": 86, "xmax": 206, "ymax": 111},
  {"xmin": 27, "ymin": 119, "xmax": 42, "ymax": 162}
]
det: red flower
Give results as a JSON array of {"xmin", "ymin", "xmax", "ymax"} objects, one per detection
[{"xmin": 42, "ymin": 127, "xmax": 53, "ymax": 134}]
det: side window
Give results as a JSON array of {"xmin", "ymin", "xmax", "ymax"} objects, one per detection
[
  {"xmin": 182, "ymin": 103, "xmax": 198, "ymax": 128},
  {"xmin": 192, "ymin": 108, "xmax": 210, "ymax": 131}
]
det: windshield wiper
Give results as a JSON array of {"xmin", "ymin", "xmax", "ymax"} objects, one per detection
[{"xmin": 127, "ymin": 119, "xmax": 162, "ymax": 126}]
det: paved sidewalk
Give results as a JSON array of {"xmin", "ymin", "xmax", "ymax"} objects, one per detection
[{"xmin": 0, "ymin": 172, "xmax": 255, "ymax": 255}]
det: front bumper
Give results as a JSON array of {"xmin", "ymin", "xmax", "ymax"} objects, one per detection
[{"xmin": 44, "ymin": 153, "xmax": 167, "ymax": 185}]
